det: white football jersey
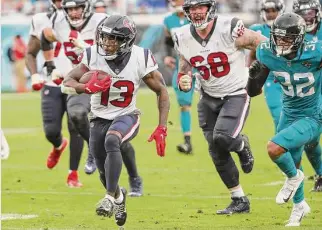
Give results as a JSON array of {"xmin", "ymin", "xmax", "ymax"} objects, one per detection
[
  {"xmin": 81, "ymin": 45, "xmax": 158, "ymax": 120},
  {"xmin": 52, "ymin": 12, "xmax": 107, "ymax": 66},
  {"xmin": 174, "ymin": 16, "xmax": 249, "ymax": 98},
  {"xmin": 29, "ymin": 11, "xmax": 72, "ymax": 86}
]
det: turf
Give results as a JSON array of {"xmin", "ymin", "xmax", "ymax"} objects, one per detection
[{"xmin": 1, "ymin": 90, "xmax": 322, "ymax": 230}]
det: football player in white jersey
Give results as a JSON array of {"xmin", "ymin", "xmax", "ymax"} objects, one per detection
[
  {"xmin": 175, "ymin": 0, "xmax": 267, "ymax": 214},
  {"xmin": 36, "ymin": 0, "xmax": 106, "ymax": 186},
  {"xmin": 62, "ymin": 15, "xmax": 170, "ymax": 226},
  {"xmin": 26, "ymin": 0, "xmax": 90, "ymax": 187}
]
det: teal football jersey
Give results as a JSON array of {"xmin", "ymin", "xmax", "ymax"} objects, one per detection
[
  {"xmin": 256, "ymin": 40, "xmax": 322, "ymax": 119},
  {"xmin": 163, "ymin": 13, "xmax": 189, "ymax": 69}
]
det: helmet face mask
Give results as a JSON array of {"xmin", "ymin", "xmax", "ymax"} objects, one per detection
[
  {"xmin": 96, "ymin": 15, "xmax": 137, "ymax": 61},
  {"xmin": 270, "ymin": 13, "xmax": 306, "ymax": 57},
  {"xmin": 260, "ymin": 0, "xmax": 285, "ymax": 26},
  {"xmin": 62, "ymin": 0, "xmax": 91, "ymax": 28},
  {"xmin": 297, "ymin": 9, "xmax": 318, "ymax": 31},
  {"xmin": 293, "ymin": 0, "xmax": 321, "ymax": 32},
  {"xmin": 183, "ymin": 0, "xmax": 216, "ymax": 30}
]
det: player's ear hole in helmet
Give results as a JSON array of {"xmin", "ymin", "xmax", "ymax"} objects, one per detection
[
  {"xmin": 270, "ymin": 12, "xmax": 306, "ymax": 57},
  {"xmin": 62, "ymin": 0, "xmax": 91, "ymax": 28},
  {"xmin": 260, "ymin": 0, "xmax": 285, "ymax": 27},
  {"xmin": 96, "ymin": 15, "xmax": 137, "ymax": 61},
  {"xmin": 293, "ymin": 0, "xmax": 321, "ymax": 32},
  {"xmin": 182, "ymin": 0, "xmax": 216, "ymax": 30}
]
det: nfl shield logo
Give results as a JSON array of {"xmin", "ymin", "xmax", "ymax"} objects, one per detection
[{"xmin": 287, "ymin": 61, "xmax": 291, "ymax": 67}]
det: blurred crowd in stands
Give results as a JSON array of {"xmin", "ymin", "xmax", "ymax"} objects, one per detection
[{"xmin": 1, "ymin": 0, "xmax": 300, "ymax": 16}]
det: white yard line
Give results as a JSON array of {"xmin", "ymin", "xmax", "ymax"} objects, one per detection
[
  {"xmin": 2, "ymin": 190, "xmax": 322, "ymax": 201},
  {"xmin": 1, "ymin": 214, "xmax": 38, "ymax": 221}
]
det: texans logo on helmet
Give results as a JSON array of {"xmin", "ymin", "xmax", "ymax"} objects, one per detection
[{"xmin": 123, "ymin": 18, "xmax": 135, "ymax": 34}]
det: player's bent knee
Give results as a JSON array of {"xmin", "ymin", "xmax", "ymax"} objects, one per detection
[
  {"xmin": 44, "ymin": 125, "xmax": 61, "ymax": 141},
  {"xmin": 213, "ymin": 132, "xmax": 238, "ymax": 152},
  {"xmin": 68, "ymin": 106, "xmax": 88, "ymax": 122},
  {"xmin": 105, "ymin": 133, "xmax": 122, "ymax": 152},
  {"xmin": 267, "ymin": 141, "xmax": 285, "ymax": 160}
]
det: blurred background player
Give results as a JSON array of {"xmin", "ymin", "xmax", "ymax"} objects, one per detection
[
  {"xmin": 92, "ymin": 0, "xmax": 107, "ymax": 13},
  {"xmin": 292, "ymin": 0, "xmax": 322, "ymax": 192},
  {"xmin": 249, "ymin": 12, "xmax": 322, "ymax": 226},
  {"xmin": 249, "ymin": 0, "xmax": 285, "ymax": 132},
  {"xmin": 1, "ymin": 130, "xmax": 10, "ymax": 160},
  {"xmin": 26, "ymin": 0, "xmax": 91, "ymax": 187},
  {"xmin": 176, "ymin": 0, "xmax": 266, "ymax": 214},
  {"xmin": 40, "ymin": 0, "xmax": 144, "ymax": 196},
  {"xmin": 12, "ymin": 34, "xmax": 28, "ymax": 93},
  {"xmin": 163, "ymin": 0, "xmax": 193, "ymax": 154},
  {"xmin": 37, "ymin": 0, "xmax": 105, "ymax": 186},
  {"xmin": 62, "ymin": 15, "xmax": 170, "ymax": 226}
]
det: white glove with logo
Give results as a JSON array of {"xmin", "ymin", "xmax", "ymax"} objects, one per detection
[{"xmin": 179, "ymin": 73, "xmax": 192, "ymax": 92}]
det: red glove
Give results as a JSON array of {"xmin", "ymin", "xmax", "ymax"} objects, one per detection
[
  {"xmin": 84, "ymin": 71, "xmax": 112, "ymax": 94},
  {"xmin": 148, "ymin": 125, "xmax": 167, "ymax": 157}
]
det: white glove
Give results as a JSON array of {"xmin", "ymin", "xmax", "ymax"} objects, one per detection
[
  {"xmin": 51, "ymin": 69, "xmax": 64, "ymax": 85},
  {"xmin": 31, "ymin": 73, "xmax": 45, "ymax": 91},
  {"xmin": 179, "ymin": 74, "xmax": 192, "ymax": 92}
]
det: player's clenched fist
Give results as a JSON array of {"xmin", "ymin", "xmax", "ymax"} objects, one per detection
[{"xmin": 178, "ymin": 72, "xmax": 192, "ymax": 92}]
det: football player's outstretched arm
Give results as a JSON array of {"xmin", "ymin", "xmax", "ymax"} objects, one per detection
[
  {"xmin": 26, "ymin": 35, "xmax": 41, "ymax": 75},
  {"xmin": 143, "ymin": 70, "xmax": 170, "ymax": 127},
  {"xmin": 235, "ymin": 28, "xmax": 267, "ymax": 66},
  {"xmin": 63, "ymin": 63, "xmax": 89, "ymax": 94}
]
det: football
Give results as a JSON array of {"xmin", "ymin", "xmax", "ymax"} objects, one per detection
[{"xmin": 79, "ymin": 70, "xmax": 111, "ymax": 84}]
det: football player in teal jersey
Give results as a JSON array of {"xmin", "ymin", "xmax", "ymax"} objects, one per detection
[
  {"xmin": 293, "ymin": 0, "xmax": 322, "ymax": 191},
  {"xmin": 163, "ymin": 0, "xmax": 194, "ymax": 154},
  {"xmin": 249, "ymin": 0, "xmax": 285, "ymax": 132},
  {"xmin": 247, "ymin": 12, "xmax": 322, "ymax": 226}
]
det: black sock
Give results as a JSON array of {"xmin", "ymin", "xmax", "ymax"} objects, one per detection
[
  {"xmin": 69, "ymin": 133, "xmax": 84, "ymax": 171},
  {"xmin": 184, "ymin": 135, "xmax": 191, "ymax": 145}
]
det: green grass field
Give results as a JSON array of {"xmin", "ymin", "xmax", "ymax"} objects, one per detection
[{"xmin": 1, "ymin": 89, "xmax": 322, "ymax": 230}]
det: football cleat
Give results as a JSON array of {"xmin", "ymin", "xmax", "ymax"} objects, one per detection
[
  {"xmin": 128, "ymin": 176, "xmax": 143, "ymax": 197},
  {"xmin": 276, "ymin": 170, "xmax": 304, "ymax": 204},
  {"xmin": 236, "ymin": 134, "xmax": 254, "ymax": 173},
  {"xmin": 96, "ymin": 195, "xmax": 115, "ymax": 218},
  {"xmin": 311, "ymin": 175, "xmax": 322, "ymax": 192},
  {"xmin": 84, "ymin": 152, "xmax": 97, "ymax": 175},
  {"xmin": 47, "ymin": 138, "xmax": 68, "ymax": 169},
  {"xmin": 216, "ymin": 196, "xmax": 250, "ymax": 215},
  {"xmin": 285, "ymin": 200, "xmax": 310, "ymax": 227},
  {"xmin": 67, "ymin": 170, "xmax": 83, "ymax": 188},
  {"xmin": 177, "ymin": 143, "xmax": 192, "ymax": 154},
  {"xmin": 114, "ymin": 187, "xmax": 127, "ymax": 226}
]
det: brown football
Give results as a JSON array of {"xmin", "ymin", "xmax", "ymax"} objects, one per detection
[{"xmin": 79, "ymin": 70, "xmax": 110, "ymax": 84}]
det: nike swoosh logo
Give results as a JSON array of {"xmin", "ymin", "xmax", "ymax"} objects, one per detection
[
  {"xmin": 93, "ymin": 83, "xmax": 103, "ymax": 88},
  {"xmin": 283, "ymin": 189, "xmax": 294, "ymax": 203}
]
